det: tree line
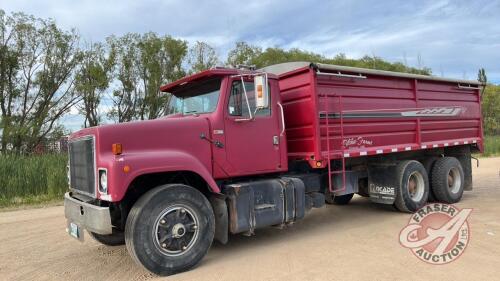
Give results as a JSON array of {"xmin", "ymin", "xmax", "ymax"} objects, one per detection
[{"xmin": 0, "ymin": 10, "xmax": 496, "ymax": 153}]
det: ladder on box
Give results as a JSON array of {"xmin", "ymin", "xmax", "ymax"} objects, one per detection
[{"xmin": 322, "ymin": 94, "xmax": 346, "ymax": 194}]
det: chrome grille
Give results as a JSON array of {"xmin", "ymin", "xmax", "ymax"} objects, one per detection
[{"xmin": 69, "ymin": 136, "xmax": 95, "ymax": 196}]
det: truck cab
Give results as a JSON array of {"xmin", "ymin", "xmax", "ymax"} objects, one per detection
[
  {"xmin": 162, "ymin": 68, "xmax": 288, "ymax": 179},
  {"xmin": 65, "ymin": 67, "xmax": 305, "ymax": 276}
]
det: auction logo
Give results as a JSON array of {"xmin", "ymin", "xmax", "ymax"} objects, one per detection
[{"xmin": 399, "ymin": 203, "xmax": 472, "ymax": 264}]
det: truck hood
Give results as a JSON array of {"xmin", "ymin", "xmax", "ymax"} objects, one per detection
[
  {"xmin": 69, "ymin": 116, "xmax": 215, "ymax": 201},
  {"xmin": 70, "ymin": 116, "xmax": 211, "ymax": 156}
]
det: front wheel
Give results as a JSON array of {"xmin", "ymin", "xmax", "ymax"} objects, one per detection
[{"xmin": 125, "ymin": 184, "xmax": 215, "ymax": 276}]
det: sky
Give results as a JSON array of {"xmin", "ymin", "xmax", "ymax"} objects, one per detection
[{"xmin": 2, "ymin": 0, "xmax": 499, "ymax": 130}]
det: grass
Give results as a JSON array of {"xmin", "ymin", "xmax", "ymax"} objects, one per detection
[
  {"xmin": 0, "ymin": 153, "xmax": 68, "ymax": 209},
  {"xmin": 481, "ymin": 135, "xmax": 500, "ymax": 157}
]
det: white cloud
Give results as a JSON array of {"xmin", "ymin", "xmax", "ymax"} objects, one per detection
[{"xmin": 2, "ymin": 0, "xmax": 498, "ymax": 81}]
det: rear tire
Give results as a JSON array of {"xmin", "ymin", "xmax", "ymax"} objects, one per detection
[
  {"xmin": 421, "ymin": 157, "xmax": 438, "ymax": 202},
  {"xmin": 125, "ymin": 184, "xmax": 215, "ymax": 276},
  {"xmin": 90, "ymin": 229, "xmax": 125, "ymax": 246},
  {"xmin": 394, "ymin": 160, "xmax": 429, "ymax": 213},
  {"xmin": 431, "ymin": 157, "xmax": 465, "ymax": 203}
]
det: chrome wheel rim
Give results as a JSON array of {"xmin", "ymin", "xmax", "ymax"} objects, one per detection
[
  {"xmin": 408, "ymin": 171, "xmax": 425, "ymax": 202},
  {"xmin": 448, "ymin": 167, "xmax": 461, "ymax": 194},
  {"xmin": 153, "ymin": 204, "xmax": 199, "ymax": 257}
]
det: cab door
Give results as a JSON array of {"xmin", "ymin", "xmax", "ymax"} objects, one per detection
[{"xmin": 221, "ymin": 78, "xmax": 284, "ymax": 176}]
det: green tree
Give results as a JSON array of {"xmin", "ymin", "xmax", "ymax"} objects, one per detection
[
  {"xmin": 478, "ymin": 68, "xmax": 487, "ymax": 85},
  {"xmin": 226, "ymin": 41, "xmax": 261, "ymax": 67},
  {"xmin": 482, "ymin": 84, "xmax": 500, "ymax": 135},
  {"xmin": 188, "ymin": 41, "xmax": 218, "ymax": 73},
  {"xmin": 225, "ymin": 44, "xmax": 433, "ymax": 75},
  {"xmin": 249, "ymin": 47, "xmax": 324, "ymax": 68},
  {"xmin": 75, "ymin": 42, "xmax": 116, "ymax": 127},
  {"xmin": 137, "ymin": 32, "xmax": 187, "ymax": 119},
  {"xmin": 108, "ymin": 33, "xmax": 188, "ymax": 121},
  {"xmin": 0, "ymin": 10, "xmax": 81, "ymax": 153},
  {"xmin": 107, "ymin": 34, "xmax": 142, "ymax": 123}
]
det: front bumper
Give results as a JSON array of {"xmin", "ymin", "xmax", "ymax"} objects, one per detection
[{"xmin": 64, "ymin": 192, "xmax": 112, "ymax": 235}]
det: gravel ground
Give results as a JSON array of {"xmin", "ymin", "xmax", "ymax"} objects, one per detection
[{"xmin": 0, "ymin": 157, "xmax": 499, "ymax": 281}]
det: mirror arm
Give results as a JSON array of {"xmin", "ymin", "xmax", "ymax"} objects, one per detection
[{"xmin": 240, "ymin": 76, "xmax": 253, "ymax": 120}]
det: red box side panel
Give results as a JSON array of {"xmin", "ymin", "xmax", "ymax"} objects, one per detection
[
  {"xmin": 279, "ymin": 68, "xmax": 318, "ymax": 160},
  {"xmin": 279, "ymin": 69, "xmax": 483, "ymax": 162}
]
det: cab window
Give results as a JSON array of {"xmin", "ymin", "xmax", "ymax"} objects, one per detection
[{"xmin": 228, "ymin": 80, "xmax": 270, "ymax": 117}]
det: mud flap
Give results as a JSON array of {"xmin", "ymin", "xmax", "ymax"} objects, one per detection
[
  {"xmin": 332, "ymin": 170, "xmax": 364, "ymax": 196},
  {"xmin": 446, "ymin": 145, "xmax": 473, "ymax": 191},
  {"xmin": 209, "ymin": 195, "xmax": 228, "ymax": 244},
  {"xmin": 368, "ymin": 165, "xmax": 397, "ymax": 204}
]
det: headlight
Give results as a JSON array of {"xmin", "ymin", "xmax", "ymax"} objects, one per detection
[{"xmin": 99, "ymin": 169, "xmax": 108, "ymax": 193}]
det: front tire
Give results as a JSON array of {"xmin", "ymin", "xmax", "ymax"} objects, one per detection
[
  {"xmin": 125, "ymin": 184, "xmax": 215, "ymax": 276},
  {"xmin": 394, "ymin": 160, "xmax": 429, "ymax": 213}
]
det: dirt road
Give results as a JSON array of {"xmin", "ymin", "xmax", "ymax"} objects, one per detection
[{"xmin": 1, "ymin": 158, "xmax": 499, "ymax": 281}]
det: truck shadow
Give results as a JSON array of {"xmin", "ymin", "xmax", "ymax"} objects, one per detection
[
  {"xmin": 208, "ymin": 191, "xmax": 476, "ymax": 255},
  {"xmin": 109, "ymin": 192, "xmax": 477, "ymax": 274},
  {"xmin": 210, "ymin": 196, "xmax": 396, "ymax": 252}
]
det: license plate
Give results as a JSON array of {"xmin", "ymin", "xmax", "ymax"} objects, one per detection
[{"xmin": 68, "ymin": 222, "xmax": 82, "ymax": 240}]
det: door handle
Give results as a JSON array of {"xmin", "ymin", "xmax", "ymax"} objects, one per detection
[
  {"xmin": 273, "ymin": 136, "xmax": 279, "ymax": 145},
  {"xmin": 277, "ymin": 102, "xmax": 285, "ymax": 136}
]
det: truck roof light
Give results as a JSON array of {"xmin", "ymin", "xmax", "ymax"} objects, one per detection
[{"xmin": 112, "ymin": 143, "xmax": 122, "ymax": 155}]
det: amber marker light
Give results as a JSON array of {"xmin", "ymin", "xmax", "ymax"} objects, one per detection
[
  {"xmin": 316, "ymin": 161, "xmax": 322, "ymax": 167},
  {"xmin": 112, "ymin": 143, "xmax": 122, "ymax": 155},
  {"xmin": 123, "ymin": 165, "xmax": 131, "ymax": 173},
  {"xmin": 257, "ymin": 84, "xmax": 263, "ymax": 98}
]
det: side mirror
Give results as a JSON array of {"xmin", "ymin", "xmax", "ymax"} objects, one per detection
[{"xmin": 254, "ymin": 74, "xmax": 269, "ymax": 109}]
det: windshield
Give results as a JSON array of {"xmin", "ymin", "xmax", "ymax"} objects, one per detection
[{"xmin": 167, "ymin": 78, "xmax": 221, "ymax": 115}]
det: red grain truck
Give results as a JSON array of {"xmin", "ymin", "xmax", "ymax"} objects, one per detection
[{"xmin": 64, "ymin": 62, "xmax": 483, "ymax": 275}]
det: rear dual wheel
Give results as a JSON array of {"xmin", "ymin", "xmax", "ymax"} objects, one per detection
[
  {"xmin": 421, "ymin": 157, "xmax": 438, "ymax": 202},
  {"xmin": 394, "ymin": 157, "xmax": 465, "ymax": 212},
  {"xmin": 394, "ymin": 160, "xmax": 429, "ymax": 213},
  {"xmin": 431, "ymin": 157, "xmax": 465, "ymax": 203}
]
